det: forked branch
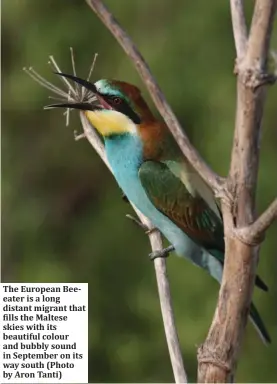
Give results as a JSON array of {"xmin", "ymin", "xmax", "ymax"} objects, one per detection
[
  {"xmin": 235, "ymin": 198, "xmax": 277, "ymax": 245},
  {"xmin": 198, "ymin": 0, "xmax": 276, "ymax": 382}
]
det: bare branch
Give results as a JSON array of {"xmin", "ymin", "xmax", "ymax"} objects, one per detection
[
  {"xmin": 85, "ymin": 0, "xmax": 224, "ymax": 193},
  {"xmin": 198, "ymin": 1, "xmax": 277, "ymax": 381},
  {"xmin": 245, "ymin": 0, "xmax": 277, "ymax": 69},
  {"xmin": 231, "ymin": 0, "xmax": 277, "ymax": 224},
  {"xmin": 235, "ymin": 198, "xmax": 277, "ymax": 245},
  {"xmin": 230, "ymin": 0, "xmax": 248, "ymax": 58},
  {"xmin": 80, "ymin": 114, "xmax": 188, "ymax": 383}
]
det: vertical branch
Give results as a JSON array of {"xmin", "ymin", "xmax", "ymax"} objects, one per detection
[
  {"xmin": 233, "ymin": 0, "xmax": 277, "ymax": 225},
  {"xmin": 246, "ymin": 0, "xmax": 277, "ymax": 68},
  {"xmin": 198, "ymin": 0, "xmax": 277, "ymax": 382},
  {"xmin": 229, "ymin": 0, "xmax": 248, "ymax": 197},
  {"xmin": 230, "ymin": 0, "xmax": 248, "ymax": 59}
]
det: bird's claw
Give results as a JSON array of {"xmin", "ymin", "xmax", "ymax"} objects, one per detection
[
  {"xmin": 126, "ymin": 214, "xmax": 171, "ymax": 259},
  {"xmin": 149, "ymin": 245, "xmax": 175, "ymax": 261},
  {"xmin": 126, "ymin": 214, "xmax": 149, "ymax": 232},
  {"xmin": 145, "ymin": 227, "xmax": 158, "ymax": 235},
  {"xmin": 126, "ymin": 214, "xmax": 158, "ymax": 235}
]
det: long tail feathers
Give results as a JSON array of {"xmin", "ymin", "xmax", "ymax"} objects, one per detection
[
  {"xmin": 255, "ymin": 275, "xmax": 269, "ymax": 292},
  {"xmin": 249, "ymin": 302, "xmax": 271, "ymax": 345}
]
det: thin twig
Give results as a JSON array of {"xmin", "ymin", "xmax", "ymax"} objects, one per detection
[
  {"xmin": 87, "ymin": 53, "xmax": 98, "ymax": 81},
  {"xmin": 230, "ymin": 0, "xmax": 248, "ymax": 59},
  {"xmin": 85, "ymin": 0, "xmax": 224, "ymax": 194},
  {"xmin": 49, "ymin": 55, "xmax": 78, "ymax": 96},
  {"xmin": 23, "ymin": 67, "xmax": 73, "ymax": 99}
]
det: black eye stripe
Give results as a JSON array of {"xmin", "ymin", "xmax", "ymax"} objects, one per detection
[{"xmin": 103, "ymin": 94, "xmax": 141, "ymax": 124}]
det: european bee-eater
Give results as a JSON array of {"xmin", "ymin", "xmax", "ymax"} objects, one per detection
[{"xmin": 48, "ymin": 73, "xmax": 270, "ymax": 344}]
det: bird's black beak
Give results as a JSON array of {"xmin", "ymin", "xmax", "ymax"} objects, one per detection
[
  {"xmin": 45, "ymin": 72, "xmax": 100, "ymax": 111},
  {"xmin": 44, "ymin": 102, "xmax": 98, "ymax": 111},
  {"xmin": 55, "ymin": 72, "xmax": 98, "ymax": 93}
]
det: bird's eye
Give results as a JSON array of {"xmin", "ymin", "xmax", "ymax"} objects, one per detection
[{"xmin": 111, "ymin": 97, "xmax": 122, "ymax": 105}]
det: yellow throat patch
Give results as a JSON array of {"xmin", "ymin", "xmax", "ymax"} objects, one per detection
[{"xmin": 85, "ymin": 110, "xmax": 135, "ymax": 136}]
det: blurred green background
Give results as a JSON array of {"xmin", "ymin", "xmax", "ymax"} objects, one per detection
[{"xmin": 2, "ymin": 0, "xmax": 277, "ymax": 382}]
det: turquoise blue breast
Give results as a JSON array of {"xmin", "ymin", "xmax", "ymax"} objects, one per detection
[
  {"xmin": 105, "ymin": 134, "xmax": 153, "ymax": 210},
  {"xmin": 105, "ymin": 134, "xmax": 197, "ymax": 256}
]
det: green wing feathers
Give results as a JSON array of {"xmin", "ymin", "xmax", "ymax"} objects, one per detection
[
  {"xmin": 139, "ymin": 160, "xmax": 268, "ymax": 292},
  {"xmin": 139, "ymin": 160, "xmax": 225, "ymax": 252}
]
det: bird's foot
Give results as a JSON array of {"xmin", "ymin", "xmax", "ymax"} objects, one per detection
[
  {"xmin": 149, "ymin": 245, "xmax": 175, "ymax": 261},
  {"xmin": 126, "ymin": 214, "xmax": 172, "ymax": 260},
  {"xmin": 126, "ymin": 214, "xmax": 158, "ymax": 235},
  {"xmin": 214, "ymin": 183, "xmax": 234, "ymax": 211},
  {"xmin": 145, "ymin": 227, "xmax": 159, "ymax": 235},
  {"xmin": 126, "ymin": 214, "xmax": 148, "ymax": 232}
]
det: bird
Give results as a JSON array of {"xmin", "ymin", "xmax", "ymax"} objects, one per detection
[{"xmin": 47, "ymin": 72, "xmax": 271, "ymax": 344}]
